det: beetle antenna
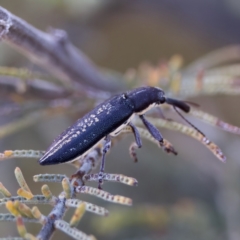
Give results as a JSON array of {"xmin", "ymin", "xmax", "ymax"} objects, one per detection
[
  {"xmin": 173, "ymin": 106, "xmax": 205, "ymax": 136},
  {"xmin": 157, "ymin": 107, "xmax": 167, "ymax": 119}
]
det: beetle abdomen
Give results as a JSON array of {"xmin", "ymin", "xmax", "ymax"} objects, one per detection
[{"xmin": 39, "ymin": 95, "xmax": 133, "ymax": 165}]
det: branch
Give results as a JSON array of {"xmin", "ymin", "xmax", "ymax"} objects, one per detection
[
  {"xmin": 183, "ymin": 45, "xmax": 240, "ymax": 74},
  {"xmin": 36, "ymin": 147, "xmax": 102, "ymax": 240},
  {"xmin": 0, "ymin": 6, "xmax": 124, "ymax": 94}
]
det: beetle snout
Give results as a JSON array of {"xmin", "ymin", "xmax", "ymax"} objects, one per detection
[{"xmin": 165, "ymin": 98, "xmax": 190, "ymax": 113}]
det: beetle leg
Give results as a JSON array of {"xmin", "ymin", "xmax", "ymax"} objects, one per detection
[
  {"xmin": 129, "ymin": 142, "xmax": 138, "ymax": 162},
  {"xmin": 139, "ymin": 115, "xmax": 164, "ymax": 144},
  {"xmin": 98, "ymin": 135, "xmax": 111, "ymax": 189},
  {"xmin": 128, "ymin": 122, "xmax": 142, "ymax": 148},
  {"xmin": 128, "ymin": 122, "xmax": 142, "ymax": 162}
]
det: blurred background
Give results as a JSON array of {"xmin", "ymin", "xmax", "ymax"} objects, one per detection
[{"xmin": 1, "ymin": 0, "xmax": 240, "ymax": 239}]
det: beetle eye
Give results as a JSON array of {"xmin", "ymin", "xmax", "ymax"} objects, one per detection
[{"xmin": 158, "ymin": 92, "xmax": 165, "ymax": 103}]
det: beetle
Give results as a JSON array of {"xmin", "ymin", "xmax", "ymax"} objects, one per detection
[{"xmin": 39, "ymin": 86, "xmax": 191, "ymax": 187}]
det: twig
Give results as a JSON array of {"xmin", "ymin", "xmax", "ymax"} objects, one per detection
[
  {"xmin": 0, "ymin": 6, "xmax": 124, "ymax": 95},
  {"xmin": 183, "ymin": 45, "xmax": 240, "ymax": 74},
  {"xmin": 37, "ymin": 198, "xmax": 66, "ymax": 240},
  {"xmin": 37, "ymin": 147, "xmax": 102, "ymax": 240}
]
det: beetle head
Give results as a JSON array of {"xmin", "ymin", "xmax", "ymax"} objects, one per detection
[
  {"xmin": 153, "ymin": 87, "xmax": 190, "ymax": 113},
  {"xmin": 127, "ymin": 86, "xmax": 190, "ymax": 114}
]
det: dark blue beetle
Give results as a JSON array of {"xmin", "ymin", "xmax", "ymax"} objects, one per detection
[{"xmin": 39, "ymin": 87, "xmax": 190, "ymax": 186}]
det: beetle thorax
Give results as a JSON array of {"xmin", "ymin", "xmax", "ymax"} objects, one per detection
[{"xmin": 127, "ymin": 86, "xmax": 165, "ymax": 114}]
